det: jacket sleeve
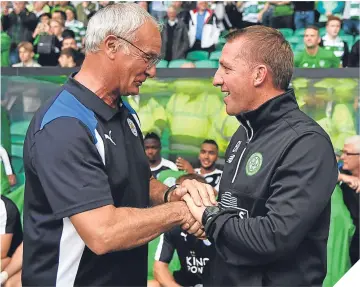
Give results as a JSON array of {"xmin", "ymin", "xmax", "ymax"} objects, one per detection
[
  {"xmin": 179, "ymin": 23, "xmax": 190, "ymax": 57},
  {"xmin": 342, "ymin": 42, "xmax": 349, "ymax": 68},
  {"xmin": 332, "ymin": 2, "xmax": 345, "ymax": 14},
  {"xmin": 317, "ymin": 1, "xmax": 325, "ymax": 14},
  {"xmin": 206, "ymin": 133, "xmax": 338, "ymax": 266}
]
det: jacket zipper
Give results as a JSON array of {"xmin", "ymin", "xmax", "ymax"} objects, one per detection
[{"xmin": 231, "ymin": 120, "xmax": 253, "ymax": 183}]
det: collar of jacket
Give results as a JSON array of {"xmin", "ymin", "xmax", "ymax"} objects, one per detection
[{"xmin": 236, "ymin": 89, "xmax": 299, "ymax": 137}]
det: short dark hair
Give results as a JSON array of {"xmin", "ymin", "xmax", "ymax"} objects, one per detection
[
  {"xmin": 62, "ymin": 29, "xmax": 75, "ymax": 39},
  {"xmin": 225, "ymin": 26, "xmax": 293, "ymax": 91},
  {"xmin": 52, "ymin": 10, "xmax": 67, "ymax": 22},
  {"xmin": 305, "ymin": 25, "xmax": 320, "ymax": 32},
  {"xmin": 327, "ymin": 16, "xmax": 342, "ymax": 25},
  {"xmin": 202, "ymin": 139, "xmax": 218, "ymax": 150},
  {"xmin": 176, "ymin": 173, "xmax": 207, "ymax": 185},
  {"xmin": 144, "ymin": 132, "xmax": 161, "ymax": 143},
  {"xmin": 60, "ymin": 48, "xmax": 76, "ymax": 60},
  {"xmin": 39, "ymin": 12, "xmax": 51, "ymax": 19}
]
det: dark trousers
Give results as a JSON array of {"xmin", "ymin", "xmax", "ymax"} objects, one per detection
[
  {"xmin": 189, "ymin": 40, "xmax": 215, "ymax": 54},
  {"xmin": 271, "ymin": 15, "xmax": 293, "ymax": 29}
]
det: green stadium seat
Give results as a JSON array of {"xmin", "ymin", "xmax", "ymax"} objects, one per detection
[
  {"xmin": 354, "ymin": 35, "xmax": 360, "ymax": 44},
  {"xmin": 340, "ymin": 35, "xmax": 354, "ymax": 48},
  {"xmin": 168, "ymin": 59, "xmax": 193, "ymax": 68},
  {"xmin": 11, "ymin": 135, "xmax": 25, "ymax": 145},
  {"xmin": 194, "ymin": 60, "xmax": 218, "ymax": 68},
  {"xmin": 11, "ymin": 144, "xmax": 23, "ymax": 158},
  {"xmin": 279, "ymin": 28, "xmax": 293, "ymax": 37},
  {"xmin": 287, "ymin": 36, "xmax": 303, "ymax": 45},
  {"xmin": 156, "ymin": 60, "xmax": 168, "ymax": 68},
  {"xmin": 11, "ymin": 157, "xmax": 24, "ymax": 174},
  {"xmin": 209, "ymin": 51, "xmax": 221, "ymax": 61},
  {"xmin": 10, "ymin": 120, "xmax": 31, "ymax": 136},
  {"xmin": 295, "ymin": 42, "xmax": 305, "ymax": 52},
  {"xmin": 294, "ymin": 28, "xmax": 305, "ymax": 37},
  {"xmin": 186, "ymin": 50, "xmax": 209, "ymax": 61},
  {"xmin": 215, "ymin": 42, "xmax": 225, "ymax": 51}
]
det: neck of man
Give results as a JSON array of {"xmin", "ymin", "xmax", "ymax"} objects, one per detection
[
  {"xmin": 200, "ymin": 165, "xmax": 215, "ymax": 175},
  {"xmin": 326, "ymin": 33, "xmax": 337, "ymax": 41},
  {"xmin": 306, "ymin": 45, "xmax": 319, "ymax": 56},
  {"xmin": 149, "ymin": 158, "xmax": 161, "ymax": 168},
  {"xmin": 352, "ymin": 168, "xmax": 359, "ymax": 178},
  {"xmin": 75, "ymin": 55, "xmax": 119, "ymax": 108},
  {"xmin": 23, "ymin": 59, "xmax": 33, "ymax": 66},
  {"xmin": 251, "ymin": 85, "xmax": 286, "ymax": 111}
]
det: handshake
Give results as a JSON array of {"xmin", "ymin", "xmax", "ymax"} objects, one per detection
[{"xmin": 167, "ymin": 179, "xmax": 219, "ymax": 240}]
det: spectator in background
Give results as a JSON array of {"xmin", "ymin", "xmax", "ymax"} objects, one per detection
[
  {"xmin": 0, "ymin": 243, "xmax": 23, "ymax": 287},
  {"xmin": 76, "ymin": 1, "xmax": 98, "ymax": 26},
  {"xmin": 161, "ymin": 6, "xmax": 189, "ymax": 62},
  {"xmin": 338, "ymin": 136, "xmax": 360, "ymax": 266},
  {"xmin": 176, "ymin": 140, "xmax": 223, "ymax": 192},
  {"xmin": 62, "ymin": 32, "xmax": 85, "ymax": 66},
  {"xmin": 99, "ymin": 1, "xmax": 114, "ymax": 9},
  {"xmin": 12, "ymin": 41, "xmax": 41, "ymax": 67},
  {"xmin": 49, "ymin": 18, "xmax": 64, "ymax": 42},
  {"xmin": 51, "ymin": 10, "xmax": 66, "ymax": 26},
  {"xmin": 293, "ymin": 1, "xmax": 315, "ymax": 30},
  {"xmin": 343, "ymin": 1, "xmax": 360, "ymax": 36},
  {"xmin": 316, "ymin": 1, "xmax": 345, "ymax": 28},
  {"xmin": 152, "ymin": 173, "xmax": 215, "ymax": 287},
  {"xmin": 50, "ymin": 1, "xmax": 74, "ymax": 14},
  {"xmin": 32, "ymin": 13, "xmax": 51, "ymax": 39},
  {"xmin": 137, "ymin": 1, "xmax": 149, "ymax": 12},
  {"xmin": 0, "ymin": 145, "xmax": 16, "ymax": 196},
  {"xmin": 1, "ymin": 1, "xmax": 37, "ymax": 65},
  {"xmin": 26, "ymin": 1, "xmax": 51, "ymax": 18},
  {"xmin": 151, "ymin": 1, "xmax": 168, "ymax": 22},
  {"xmin": 144, "ymin": 133, "xmax": 178, "ymax": 180},
  {"xmin": 348, "ymin": 40, "xmax": 359, "ymax": 67},
  {"xmin": 58, "ymin": 47, "xmax": 77, "ymax": 67},
  {"xmin": 238, "ymin": 1, "xmax": 267, "ymax": 28},
  {"xmin": 1, "ymin": 23, "xmax": 11, "ymax": 67},
  {"xmin": 0, "ymin": 195, "xmax": 23, "ymax": 274},
  {"xmin": 188, "ymin": 1, "xmax": 220, "ymax": 53},
  {"xmin": 172, "ymin": 1, "xmax": 191, "ymax": 26},
  {"xmin": 322, "ymin": 16, "xmax": 349, "ymax": 67},
  {"xmin": 65, "ymin": 6, "xmax": 86, "ymax": 48},
  {"xmin": 270, "ymin": 1, "xmax": 294, "ymax": 29},
  {"xmin": 224, "ymin": 1, "xmax": 243, "ymax": 30},
  {"xmin": 295, "ymin": 26, "xmax": 340, "ymax": 68}
]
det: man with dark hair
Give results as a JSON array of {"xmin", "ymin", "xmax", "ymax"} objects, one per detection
[
  {"xmin": 321, "ymin": 16, "xmax": 349, "ymax": 67},
  {"xmin": 51, "ymin": 10, "xmax": 67, "ymax": 26},
  {"xmin": 176, "ymin": 139, "xmax": 222, "ymax": 191},
  {"xmin": 152, "ymin": 173, "xmax": 215, "ymax": 287},
  {"xmin": 295, "ymin": 25, "xmax": 340, "ymax": 68},
  {"xmin": 183, "ymin": 26, "xmax": 338, "ymax": 286},
  {"xmin": 58, "ymin": 47, "xmax": 77, "ymax": 67},
  {"xmin": 144, "ymin": 132, "xmax": 178, "ymax": 179}
]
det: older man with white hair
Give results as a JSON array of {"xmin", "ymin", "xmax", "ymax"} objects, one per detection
[
  {"xmin": 21, "ymin": 4, "xmax": 216, "ymax": 286},
  {"xmin": 338, "ymin": 135, "xmax": 360, "ymax": 266}
]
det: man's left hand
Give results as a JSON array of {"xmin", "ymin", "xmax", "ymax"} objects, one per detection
[{"xmin": 168, "ymin": 179, "xmax": 217, "ymax": 207}]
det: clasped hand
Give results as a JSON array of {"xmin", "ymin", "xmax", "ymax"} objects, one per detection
[{"xmin": 169, "ymin": 179, "xmax": 218, "ymax": 239}]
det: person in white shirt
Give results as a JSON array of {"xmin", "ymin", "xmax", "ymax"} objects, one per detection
[
  {"xmin": 12, "ymin": 42, "xmax": 41, "ymax": 67},
  {"xmin": 176, "ymin": 139, "xmax": 222, "ymax": 192},
  {"xmin": 0, "ymin": 145, "xmax": 16, "ymax": 188},
  {"xmin": 144, "ymin": 132, "xmax": 178, "ymax": 179}
]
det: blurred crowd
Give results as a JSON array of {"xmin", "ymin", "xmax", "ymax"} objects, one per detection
[{"xmin": 1, "ymin": 1, "xmax": 359, "ymax": 69}]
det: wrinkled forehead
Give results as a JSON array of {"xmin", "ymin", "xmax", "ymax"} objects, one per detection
[{"xmin": 135, "ymin": 21, "xmax": 162, "ymax": 54}]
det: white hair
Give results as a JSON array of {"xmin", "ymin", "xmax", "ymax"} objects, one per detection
[
  {"xmin": 84, "ymin": 3, "xmax": 160, "ymax": 54},
  {"xmin": 345, "ymin": 135, "xmax": 360, "ymax": 152}
]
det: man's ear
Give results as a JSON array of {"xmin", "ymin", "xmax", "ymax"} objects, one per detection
[
  {"xmin": 103, "ymin": 35, "xmax": 119, "ymax": 60},
  {"xmin": 253, "ymin": 65, "xmax": 267, "ymax": 87}
]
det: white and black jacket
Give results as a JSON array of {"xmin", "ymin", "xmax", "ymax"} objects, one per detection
[
  {"xmin": 204, "ymin": 90, "xmax": 338, "ymax": 286},
  {"xmin": 188, "ymin": 9, "xmax": 220, "ymax": 49}
]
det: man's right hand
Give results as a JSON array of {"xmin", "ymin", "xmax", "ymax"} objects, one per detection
[
  {"xmin": 339, "ymin": 173, "xmax": 360, "ymax": 193},
  {"xmin": 179, "ymin": 201, "xmax": 206, "ymax": 239},
  {"xmin": 176, "ymin": 157, "xmax": 195, "ymax": 173}
]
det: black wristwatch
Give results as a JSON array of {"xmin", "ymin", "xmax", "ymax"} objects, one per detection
[{"xmin": 202, "ymin": 206, "xmax": 221, "ymax": 226}]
